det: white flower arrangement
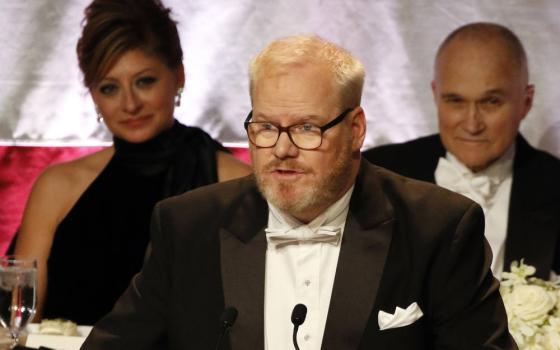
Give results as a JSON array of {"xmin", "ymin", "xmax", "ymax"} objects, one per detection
[{"xmin": 500, "ymin": 260, "xmax": 560, "ymax": 350}]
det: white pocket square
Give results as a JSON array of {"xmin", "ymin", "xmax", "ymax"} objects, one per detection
[{"xmin": 378, "ymin": 302, "xmax": 424, "ymax": 330}]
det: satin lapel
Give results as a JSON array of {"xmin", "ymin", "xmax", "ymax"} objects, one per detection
[
  {"xmin": 322, "ymin": 160, "xmax": 395, "ymax": 349},
  {"xmin": 427, "ymin": 135, "xmax": 447, "ymax": 183},
  {"xmin": 322, "ymin": 214, "xmax": 394, "ymax": 349},
  {"xmin": 504, "ymin": 136, "xmax": 558, "ymax": 278},
  {"xmin": 504, "ymin": 210, "xmax": 557, "ymax": 278},
  {"xmin": 220, "ymin": 182, "xmax": 268, "ymax": 349}
]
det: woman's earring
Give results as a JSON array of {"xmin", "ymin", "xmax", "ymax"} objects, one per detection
[
  {"xmin": 95, "ymin": 106, "xmax": 103, "ymax": 123},
  {"xmin": 175, "ymin": 87, "xmax": 183, "ymax": 107}
]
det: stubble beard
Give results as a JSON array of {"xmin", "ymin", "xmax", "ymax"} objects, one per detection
[{"xmin": 255, "ymin": 142, "xmax": 353, "ymax": 218}]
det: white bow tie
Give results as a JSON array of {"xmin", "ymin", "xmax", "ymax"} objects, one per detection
[
  {"xmin": 435, "ymin": 157, "xmax": 501, "ymax": 207},
  {"xmin": 265, "ymin": 226, "xmax": 341, "ymax": 248}
]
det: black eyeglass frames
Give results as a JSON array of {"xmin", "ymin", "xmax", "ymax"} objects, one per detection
[{"xmin": 243, "ymin": 108, "xmax": 354, "ymax": 150}]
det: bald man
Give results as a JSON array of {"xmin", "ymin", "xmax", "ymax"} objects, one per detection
[{"xmin": 364, "ymin": 22, "xmax": 560, "ymax": 279}]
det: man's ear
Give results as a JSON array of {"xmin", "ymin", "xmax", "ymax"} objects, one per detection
[
  {"xmin": 349, "ymin": 107, "xmax": 366, "ymax": 151},
  {"xmin": 521, "ymin": 84, "xmax": 535, "ymax": 120},
  {"xmin": 176, "ymin": 63, "xmax": 185, "ymax": 88},
  {"xmin": 431, "ymin": 80, "xmax": 438, "ymax": 102}
]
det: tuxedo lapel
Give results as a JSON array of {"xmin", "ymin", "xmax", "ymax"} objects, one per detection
[
  {"xmin": 218, "ymin": 164, "xmax": 397, "ymax": 349},
  {"xmin": 504, "ymin": 136, "xmax": 558, "ymax": 278},
  {"xmin": 219, "ymin": 182, "xmax": 268, "ymax": 349},
  {"xmin": 422, "ymin": 135, "xmax": 446, "ymax": 183},
  {"xmin": 504, "ymin": 210, "xmax": 557, "ymax": 277},
  {"xmin": 322, "ymin": 161, "xmax": 395, "ymax": 349}
]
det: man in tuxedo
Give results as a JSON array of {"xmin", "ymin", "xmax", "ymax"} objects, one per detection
[
  {"xmin": 363, "ymin": 22, "xmax": 560, "ymax": 279},
  {"xmin": 82, "ymin": 35, "xmax": 515, "ymax": 349}
]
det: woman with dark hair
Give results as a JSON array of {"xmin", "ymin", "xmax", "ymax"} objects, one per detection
[{"xmin": 14, "ymin": 0, "xmax": 251, "ymax": 325}]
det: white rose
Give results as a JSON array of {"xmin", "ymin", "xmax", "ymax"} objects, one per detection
[
  {"xmin": 548, "ymin": 317, "xmax": 560, "ymax": 331},
  {"xmin": 555, "ymin": 290, "xmax": 560, "ymax": 315},
  {"xmin": 508, "ymin": 320, "xmax": 525, "ymax": 346},
  {"xmin": 506, "ymin": 285, "xmax": 555, "ymax": 325},
  {"xmin": 524, "ymin": 332, "xmax": 547, "ymax": 350},
  {"xmin": 542, "ymin": 324, "xmax": 560, "ymax": 350},
  {"xmin": 510, "ymin": 327, "xmax": 527, "ymax": 348},
  {"xmin": 507, "ymin": 315, "xmax": 538, "ymax": 347}
]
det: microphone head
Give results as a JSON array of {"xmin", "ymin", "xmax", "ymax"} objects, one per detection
[
  {"xmin": 291, "ymin": 304, "xmax": 307, "ymax": 326},
  {"xmin": 220, "ymin": 307, "xmax": 238, "ymax": 328}
]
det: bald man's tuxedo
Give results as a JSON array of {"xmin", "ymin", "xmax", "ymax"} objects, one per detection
[
  {"xmin": 82, "ymin": 160, "xmax": 516, "ymax": 349},
  {"xmin": 363, "ymin": 134, "xmax": 560, "ymax": 279}
]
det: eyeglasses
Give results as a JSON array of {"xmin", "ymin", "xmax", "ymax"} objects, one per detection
[{"xmin": 244, "ymin": 108, "xmax": 353, "ymax": 150}]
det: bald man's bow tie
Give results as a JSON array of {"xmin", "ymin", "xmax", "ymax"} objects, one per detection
[{"xmin": 435, "ymin": 157, "xmax": 502, "ymax": 207}]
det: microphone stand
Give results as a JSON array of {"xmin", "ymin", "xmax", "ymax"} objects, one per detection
[{"xmin": 293, "ymin": 325, "xmax": 301, "ymax": 350}]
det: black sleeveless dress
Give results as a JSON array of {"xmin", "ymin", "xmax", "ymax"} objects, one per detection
[{"xmin": 43, "ymin": 121, "xmax": 225, "ymax": 325}]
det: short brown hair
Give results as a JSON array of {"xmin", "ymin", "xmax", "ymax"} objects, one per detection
[{"xmin": 77, "ymin": 0, "xmax": 183, "ymax": 88}]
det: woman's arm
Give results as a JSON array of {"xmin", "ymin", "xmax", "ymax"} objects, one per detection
[
  {"xmin": 15, "ymin": 165, "xmax": 74, "ymax": 321},
  {"xmin": 14, "ymin": 148, "xmax": 113, "ymax": 321}
]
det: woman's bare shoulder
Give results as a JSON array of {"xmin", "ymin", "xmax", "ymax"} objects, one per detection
[
  {"xmin": 38, "ymin": 147, "xmax": 113, "ymax": 188},
  {"xmin": 216, "ymin": 150, "xmax": 252, "ymax": 182},
  {"xmin": 28, "ymin": 147, "xmax": 114, "ymax": 223}
]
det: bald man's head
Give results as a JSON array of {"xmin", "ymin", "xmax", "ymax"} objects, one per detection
[
  {"xmin": 435, "ymin": 22, "xmax": 529, "ymax": 84},
  {"xmin": 432, "ymin": 22, "xmax": 534, "ymax": 172}
]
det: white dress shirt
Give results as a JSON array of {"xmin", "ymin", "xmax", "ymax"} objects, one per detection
[
  {"xmin": 264, "ymin": 187, "xmax": 354, "ymax": 350},
  {"xmin": 434, "ymin": 145, "xmax": 515, "ymax": 277}
]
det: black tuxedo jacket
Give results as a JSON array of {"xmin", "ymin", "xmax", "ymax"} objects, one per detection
[
  {"xmin": 82, "ymin": 160, "xmax": 516, "ymax": 349},
  {"xmin": 363, "ymin": 134, "xmax": 560, "ymax": 279}
]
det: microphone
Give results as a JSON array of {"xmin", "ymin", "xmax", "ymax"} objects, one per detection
[
  {"xmin": 215, "ymin": 306, "xmax": 238, "ymax": 350},
  {"xmin": 291, "ymin": 303, "xmax": 307, "ymax": 350}
]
